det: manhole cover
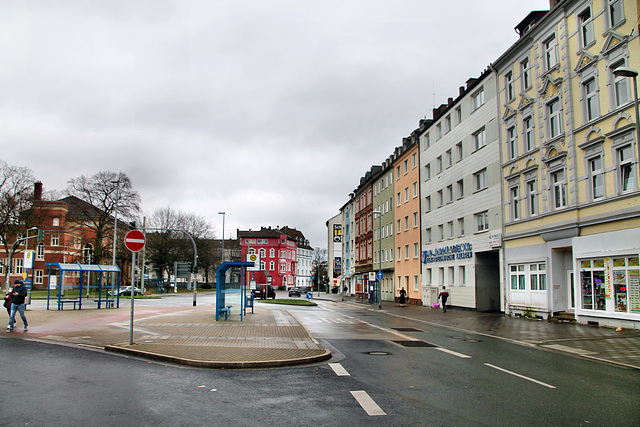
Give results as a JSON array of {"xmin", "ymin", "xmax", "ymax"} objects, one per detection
[
  {"xmin": 363, "ymin": 351, "xmax": 392, "ymax": 356},
  {"xmin": 393, "ymin": 340, "xmax": 435, "ymax": 347},
  {"xmin": 392, "ymin": 327, "xmax": 423, "ymax": 332}
]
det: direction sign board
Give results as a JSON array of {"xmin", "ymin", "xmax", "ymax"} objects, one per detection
[{"xmin": 124, "ymin": 230, "xmax": 146, "ymax": 252}]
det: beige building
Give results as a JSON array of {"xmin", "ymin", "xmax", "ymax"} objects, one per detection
[{"xmin": 493, "ymin": 0, "xmax": 640, "ymax": 327}]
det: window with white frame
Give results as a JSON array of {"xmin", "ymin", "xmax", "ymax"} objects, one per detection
[
  {"xmin": 588, "ymin": 155, "xmax": 605, "ymax": 199},
  {"xmin": 510, "ymin": 263, "xmax": 546, "ymax": 291},
  {"xmin": 456, "ymin": 142, "xmax": 463, "ymax": 161},
  {"xmin": 525, "ymin": 178, "xmax": 537, "ymax": 216},
  {"xmin": 436, "ymin": 156, "xmax": 443, "ymax": 173},
  {"xmin": 612, "ymin": 61, "xmax": 630, "ymax": 107},
  {"xmin": 457, "ymin": 179, "xmax": 464, "ymax": 199},
  {"xmin": 447, "ymin": 221, "xmax": 454, "ymax": 239},
  {"xmin": 404, "ymin": 187, "xmax": 409, "ymax": 203},
  {"xmin": 438, "ymin": 224, "xmax": 444, "ymax": 241},
  {"xmin": 458, "ymin": 218, "xmax": 465, "ymax": 236},
  {"xmin": 404, "ymin": 159, "xmax": 409, "ymax": 174},
  {"xmin": 53, "ymin": 217, "xmax": 60, "ymax": 226},
  {"xmin": 583, "ymin": 78, "xmax": 599, "ymax": 122},
  {"xmin": 523, "ymin": 116, "xmax": 535, "ymax": 152},
  {"xmin": 15, "ymin": 258, "xmax": 23, "ymax": 274},
  {"xmin": 425, "ymin": 228, "xmax": 432, "ymax": 244},
  {"xmin": 473, "ymin": 168, "xmax": 488, "ymax": 191},
  {"xmin": 437, "ymin": 189, "xmax": 443, "ymax": 207},
  {"xmin": 618, "ymin": 144, "xmax": 635, "ymax": 192},
  {"xmin": 455, "ymin": 107, "xmax": 462, "ymax": 125},
  {"xmin": 607, "ymin": 0, "xmax": 624, "ymax": 29},
  {"xmin": 35, "ymin": 270, "xmax": 43, "ymax": 285},
  {"xmin": 505, "ymin": 72, "xmax": 514, "ymax": 102},
  {"xmin": 445, "ymin": 115, "xmax": 451, "ymax": 133},
  {"xmin": 424, "ymin": 164, "xmax": 431, "ymax": 180},
  {"xmin": 269, "ymin": 261, "xmax": 275, "ymax": 271},
  {"xmin": 412, "ymin": 182, "xmax": 418, "ymax": 198},
  {"xmin": 474, "ymin": 128, "xmax": 486, "ymax": 150},
  {"xmin": 521, "ymin": 57, "xmax": 531, "ymax": 90},
  {"xmin": 446, "ymin": 149, "xmax": 452, "ymax": 168},
  {"xmin": 425, "ymin": 195, "xmax": 431, "ymax": 212},
  {"xmin": 413, "ymin": 275, "xmax": 419, "ymax": 292},
  {"xmin": 259, "ymin": 248, "xmax": 266, "ymax": 257},
  {"xmin": 446, "ymin": 185, "xmax": 453, "ymax": 203},
  {"xmin": 412, "ymin": 152, "xmax": 417, "ymax": 168},
  {"xmin": 436, "ymin": 124, "xmax": 442, "ymax": 140},
  {"xmin": 51, "ymin": 234, "xmax": 59, "ymax": 246},
  {"xmin": 544, "ymin": 34, "xmax": 558, "ymax": 70},
  {"xmin": 476, "ymin": 211, "xmax": 489, "ymax": 232},
  {"xmin": 413, "ymin": 212, "xmax": 418, "ymax": 228},
  {"xmin": 397, "ymin": 247, "xmax": 401, "ymax": 261},
  {"xmin": 547, "ymin": 98, "xmax": 562, "ymax": 139},
  {"xmin": 507, "ymin": 126, "xmax": 517, "ymax": 159},
  {"xmin": 37, "ymin": 243, "xmax": 45, "ymax": 260},
  {"xmin": 472, "ymin": 88, "xmax": 484, "ymax": 111},
  {"xmin": 403, "ymin": 216, "xmax": 409, "ymax": 231},
  {"xmin": 551, "ymin": 169, "xmax": 567, "ymax": 209},
  {"xmin": 510, "ymin": 184, "xmax": 520, "ymax": 220},
  {"xmin": 397, "ymin": 219, "xmax": 401, "ymax": 234},
  {"xmin": 396, "ymin": 192, "xmax": 401, "ymax": 206},
  {"xmin": 270, "ymin": 248, "xmax": 275, "ymax": 257},
  {"xmin": 413, "ymin": 243, "xmax": 419, "ymax": 259},
  {"xmin": 579, "ymin": 7, "xmax": 594, "ymax": 48}
]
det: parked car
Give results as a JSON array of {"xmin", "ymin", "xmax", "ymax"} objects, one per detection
[
  {"xmin": 253, "ymin": 284, "xmax": 276, "ymax": 300},
  {"xmin": 288, "ymin": 287, "xmax": 301, "ymax": 297},
  {"xmin": 109, "ymin": 286, "xmax": 143, "ymax": 297}
]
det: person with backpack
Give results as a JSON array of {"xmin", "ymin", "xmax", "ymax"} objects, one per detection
[
  {"xmin": 7, "ymin": 279, "xmax": 28, "ymax": 333},
  {"xmin": 438, "ymin": 286, "xmax": 449, "ymax": 313}
]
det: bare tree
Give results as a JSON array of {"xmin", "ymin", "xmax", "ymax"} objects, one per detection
[
  {"xmin": 65, "ymin": 171, "xmax": 141, "ymax": 265},
  {"xmin": 0, "ymin": 160, "xmax": 36, "ymax": 288},
  {"xmin": 312, "ymin": 247, "xmax": 328, "ymax": 291}
]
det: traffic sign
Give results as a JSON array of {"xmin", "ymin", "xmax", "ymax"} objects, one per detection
[
  {"xmin": 124, "ymin": 230, "xmax": 146, "ymax": 252},
  {"xmin": 376, "ymin": 271, "xmax": 384, "ymax": 280},
  {"xmin": 306, "ymin": 292, "xmax": 313, "ymax": 300}
]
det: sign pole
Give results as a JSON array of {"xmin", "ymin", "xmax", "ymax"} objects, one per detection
[{"xmin": 130, "ymin": 251, "xmax": 135, "ymax": 345}]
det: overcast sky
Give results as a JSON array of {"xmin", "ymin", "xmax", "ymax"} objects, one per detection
[{"xmin": 1, "ymin": 0, "xmax": 550, "ymax": 248}]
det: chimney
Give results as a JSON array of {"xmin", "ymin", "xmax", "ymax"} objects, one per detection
[{"xmin": 34, "ymin": 182, "xmax": 43, "ymax": 201}]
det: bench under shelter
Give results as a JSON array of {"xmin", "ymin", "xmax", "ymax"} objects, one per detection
[{"xmin": 45, "ymin": 263, "xmax": 121, "ymax": 310}]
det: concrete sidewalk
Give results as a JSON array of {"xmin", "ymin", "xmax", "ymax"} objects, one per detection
[{"xmin": 1, "ymin": 302, "xmax": 331, "ymax": 369}]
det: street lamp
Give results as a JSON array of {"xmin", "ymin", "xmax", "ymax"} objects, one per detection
[
  {"xmin": 218, "ymin": 212, "xmax": 225, "ymax": 263},
  {"xmin": 372, "ymin": 210, "xmax": 382, "ymax": 309},
  {"xmin": 613, "ymin": 67, "xmax": 640, "ymax": 163},
  {"xmin": 111, "ymin": 175, "xmax": 122, "ymax": 268}
]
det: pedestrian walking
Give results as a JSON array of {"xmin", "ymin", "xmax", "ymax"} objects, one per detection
[
  {"xmin": 438, "ymin": 286, "xmax": 449, "ymax": 312},
  {"xmin": 7, "ymin": 279, "xmax": 28, "ymax": 333},
  {"xmin": 398, "ymin": 287, "xmax": 407, "ymax": 305},
  {"xmin": 3, "ymin": 288, "xmax": 11, "ymax": 316}
]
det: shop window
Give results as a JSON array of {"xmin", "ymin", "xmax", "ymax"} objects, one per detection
[
  {"xmin": 580, "ymin": 259, "xmax": 606, "ymax": 310},
  {"xmin": 612, "ymin": 257, "xmax": 639, "ymax": 313}
]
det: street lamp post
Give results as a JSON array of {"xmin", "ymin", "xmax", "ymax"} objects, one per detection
[
  {"xmin": 218, "ymin": 212, "xmax": 225, "ymax": 263},
  {"xmin": 111, "ymin": 175, "xmax": 121, "ymax": 272},
  {"xmin": 613, "ymin": 67, "xmax": 640, "ymax": 163},
  {"xmin": 372, "ymin": 210, "xmax": 382, "ymax": 310}
]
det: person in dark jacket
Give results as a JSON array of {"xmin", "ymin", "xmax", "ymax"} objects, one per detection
[
  {"xmin": 7, "ymin": 279, "xmax": 28, "ymax": 333},
  {"xmin": 398, "ymin": 287, "xmax": 407, "ymax": 305},
  {"xmin": 438, "ymin": 286, "xmax": 449, "ymax": 313}
]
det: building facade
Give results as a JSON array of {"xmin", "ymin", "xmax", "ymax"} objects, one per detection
[
  {"xmin": 493, "ymin": 0, "xmax": 640, "ymax": 326},
  {"xmin": 353, "ymin": 166, "xmax": 381, "ymax": 297},
  {"xmin": 238, "ymin": 227, "xmax": 297, "ymax": 289},
  {"xmin": 419, "ymin": 70, "xmax": 503, "ymax": 311},
  {"xmin": 372, "ymin": 159, "xmax": 395, "ymax": 301}
]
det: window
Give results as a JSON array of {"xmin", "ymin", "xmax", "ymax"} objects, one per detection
[
  {"xmin": 397, "ymin": 219, "xmax": 401, "ymax": 234},
  {"xmin": 259, "ymin": 248, "xmax": 266, "ymax": 257},
  {"xmin": 456, "ymin": 142, "xmax": 463, "ymax": 161},
  {"xmin": 507, "ymin": 126, "xmax": 517, "ymax": 159},
  {"xmin": 589, "ymin": 156, "xmax": 605, "ymax": 199},
  {"xmin": 510, "ymin": 265, "xmax": 526, "ymax": 290},
  {"xmin": 51, "ymin": 234, "xmax": 59, "ymax": 246},
  {"xmin": 476, "ymin": 211, "xmax": 489, "ymax": 232},
  {"xmin": 544, "ymin": 35, "xmax": 558, "ymax": 70},
  {"xmin": 53, "ymin": 217, "xmax": 60, "ymax": 226},
  {"xmin": 446, "ymin": 185, "xmax": 453, "ymax": 203},
  {"xmin": 579, "ymin": 8, "xmax": 594, "ymax": 48},
  {"xmin": 459, "ymin": 266, "xmax": 466, "ymax": 285},
  {"xmin": 613, "ymin": 61, "xmax": 630, "ymax": 107},
  {"xmin": 425, "ymin": 133, "xmax": 430, "ymax": 149},
  {"xmin": 446, "ymin": 149, "xmax": 452, "ymax": 168},
  {"xmin": 510, "ymin": 185, "xmax": 520, "ymax": 220},
  {"xmin": 583, "ymin": 78, "xmax": 599, "ymax": 122},
  {"xmin": 270, "ymin": 248, "xmax": 275, "ymax": 257},
  {"xmin": 436, "ymin": 124, "xmax": 442, "ymax": 140},
  {"xmin": 412, "ymin": 152, "xmax": 417, "ymax": 168},
  {"xmin": 396, "ymin": 192, "xmax": 401, "ymax": 206},
  {"xmin": 257, "ymin": 238, "xmax": 268, "ymax": 244},
  {"xmin": 618, "ymin": 145, "xmax": 635, "ymax": 192},
  {"xmin": 413, "ymin": 212, "xmax": 418, "ymax": 228},
  {"xmin": 438, "ymin": 224, "xmax": 444, "ymax": 241},
  {"xmin": 36, "ymin": 243, "xmax": 45, "ymax": 260},
  {"xmin": 414, "ymin": 275, "xmax": 419, "ymax": 292},
  {"xmin": 437, "ymin": 190, "xmax": 443, "ymax": 207},
  {"xmin": 458, "ymin": 218, "xmax": 465, "ymax": 237},
  {"xmin": 510, "ymin": 263, "xmax": 546, "ymax": 292},
  {"xmin": 15, "ymin": 258, "xmax": 23, "ymax": 275},
  {"xmin": 474, "ymin": 168, "xmax": 487, "ymax": 191},
  {"xmin": 425, "ymin": 228, "xmax": 432, "ymax": 244},
  {"xmin": 608, "ymin": 0, "xmax": 624, "ymax": 28},
  {"xmin": 412, "ymin": 182, "xmax": 418, "ymax": 198},
  {"xmin": 397, "ymin": 247, "xmax": 401, "ymax": 261},
  {"xmin": 425, "ymin": 195, "xmax": 431, "ymax": 212},
  {"xmin": 269, "ymin": 261, "xmax": 275, "ymax": 271},
  {"xmin": 404, "ymin": 216, "xmax": 409, "ymax": 231},
  {"xmin": 523, "ymin": 116, "xmax": 535, "ymax": 152},
  {"xmin": 424, "ymin": 164, "xmax": 431, "ymax": 180},
  {"xmin": 472, "ymin": 88, "xmax": 484, "ymax": 110},
  {"xmin": 505, "ymin": 72, "xmax": 514, "ymax": 102},
  {"xmin": 457, "ymin": 179, "xmax": 464, "ymax": 199},
  {"xmin": 580, "ymin": 259, "xmax": 606, "ymax": 310},
  {"xmin": 413, "ymin": 243, "xmax": 419, "ymax": 259},
  {"xmin": 404, "ymin": 159, "xmax": 409, "ymax": 174},
  {"xmin": 436, "ymin": 156, "xmax": 443, "ymax": 173},
  {"xmin": 526, "ymin": 179, "xmax": 537, "ymax": 216},
  {"xmin": 445, "ymin": 115, "xmax": 451, "ymax": 133},
  {"xmin": 521, "ymin": 57, "xmax": 531, "ymax": 89},
  {"xmin": 474, "ymin": 128, "xmax": 486, "ymax": 150},
  {"xmin": 83, "ymin": 244, "xmax": 94, "ymax": 264},
  {"xmin": 611, "ymin": 257, "xmax": 639, "ymax": 313},
  {"xmin": 455, "ymin": 107, "xmax": 462, "ymax": 125},
  {"xmin": 551, "ymin": 169, "xmax": 567, "ymax": 209},
  {"xmin": 35, "ymin": 270, "xmax": 43, "ymax": 285},
  {"xmin": 447, "ymin": 221, "xmax": 454, "ymax": 239},
  {"xmin": 404, "ymin": 187, "xmax": 409, "ymax": 203},
  {"xmin": 547, "ymin": 99, "xmax": 562, "ymax": 139}
]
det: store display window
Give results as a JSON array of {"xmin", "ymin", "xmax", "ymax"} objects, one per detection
[{"xmin": 579, "ymin": 257, "xmax": 639, "ymax": 313}]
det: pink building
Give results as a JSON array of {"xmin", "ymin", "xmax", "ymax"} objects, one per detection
[{"xmin": 237, "ymin": 227, "xmax": 297, "ymax": 289}]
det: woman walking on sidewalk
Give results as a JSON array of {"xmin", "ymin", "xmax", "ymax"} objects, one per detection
[{"xmin": 7, "ymin": 279, "xmax": 28, "ymax": 333}]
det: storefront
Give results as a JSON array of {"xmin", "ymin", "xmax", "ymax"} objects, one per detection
[{"xmin": 573, "ymin": 228, "xmax": 640, "ymax": 329}]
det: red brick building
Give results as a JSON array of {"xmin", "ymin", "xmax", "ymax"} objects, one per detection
[{"xmin": 237, "ymin": 227, "xmax": 298, "ymax": 289}]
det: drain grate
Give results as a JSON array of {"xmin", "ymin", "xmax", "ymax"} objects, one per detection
[
  {"xmin": 393, "ymin": 340, "xmax": 435, "ymax": 347},
  {"xmin": 392, "ymin": 327, "xmax": 423, "ymax": 332}
]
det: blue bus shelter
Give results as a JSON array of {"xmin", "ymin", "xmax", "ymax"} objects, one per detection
[
  {"xmin": 45, "ymin": 263, "xmax": 121, "ymax": 310},
  {"xmin": 215, "ymin": 261, "xmax": 255, "ymax": 321}
]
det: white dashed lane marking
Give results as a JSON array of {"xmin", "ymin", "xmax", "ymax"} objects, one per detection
[
  {"xmin": 329, "ymin": 363, "xmax": 350, "ymax": 376},
  {"xmin": 350, "ymin": 390, "xmax": 386, "ymax": 416},
  {"xmin": 484, "ymin": 363, "xmax": 556, "ymax": 389},
  {"xmin": 435, "ymin": 347, "xmax": 472, "ymax": 359}
]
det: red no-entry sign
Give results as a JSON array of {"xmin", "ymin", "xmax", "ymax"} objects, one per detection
[{"xmin": 124, "ymin": 230, "xmax": 146, "ymax": 252}]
